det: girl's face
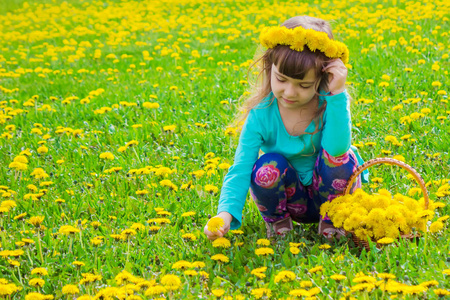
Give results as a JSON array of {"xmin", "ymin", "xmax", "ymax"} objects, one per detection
[{"xmin": 271, "ymin": 64, "xmax": 319, "ymax": 110}]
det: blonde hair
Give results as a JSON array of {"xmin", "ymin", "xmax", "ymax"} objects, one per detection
[{"xmin": 233, "ymin": 16, "xmax": 339, "ymax": 149}]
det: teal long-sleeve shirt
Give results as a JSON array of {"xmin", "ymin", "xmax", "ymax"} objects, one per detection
[{"xmin": 218, "ymin": 90, "xmax": 368, "ymax": 229}]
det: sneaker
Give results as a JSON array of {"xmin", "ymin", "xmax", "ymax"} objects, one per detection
[
  {"xmin": 265, "ymin": 216, "xmax": 293, "ymax": 238},
  {"xmin": 318, "ymin": 219, "xmax": 346, "ymax": 241}
]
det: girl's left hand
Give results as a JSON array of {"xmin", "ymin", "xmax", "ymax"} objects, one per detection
[{"xmin": 322, "ymin": 59, "xmax": 347, "ymax": 95}]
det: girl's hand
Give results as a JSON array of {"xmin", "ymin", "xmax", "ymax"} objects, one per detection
[
  {"xmin": 322, "ymin": 59, "xmax": 348, "ymax": 95},
  {"xmin": 204, "ymin": 212, "xmax": 232, "ymax": 240}
]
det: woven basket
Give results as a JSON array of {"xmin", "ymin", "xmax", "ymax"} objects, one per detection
[{"xmin": 341, "ymin": 158, "xmax": 429, "ymax": 251}]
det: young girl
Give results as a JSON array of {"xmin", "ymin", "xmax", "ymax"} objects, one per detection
[{"xmin": 204, "ymin": 15, "xmax": 368, "ymax": 240}]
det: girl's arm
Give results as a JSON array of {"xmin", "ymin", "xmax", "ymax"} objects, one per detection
[
  {"xmin": 216, "ymin": 109, "xmax": 264, "ymax": 230},
  {"xmin": 320, "ymin": 91, "xmax": 352, "ymax": 156},
  {"xmin": 320, "ymin": 59, "xmax": 351, "ymax": 156}
]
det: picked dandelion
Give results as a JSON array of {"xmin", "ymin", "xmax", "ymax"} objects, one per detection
[{"xmin": 207, "ymin": 217, "xmax": 224, "ymax": 233}]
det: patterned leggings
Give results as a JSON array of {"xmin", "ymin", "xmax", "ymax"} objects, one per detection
[{"xmin": 250, "ymin": 148, "xmax": 361, "ymax": 224}]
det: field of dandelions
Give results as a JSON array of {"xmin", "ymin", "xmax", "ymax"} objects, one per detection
[{"xmin": 0, "ymin": 0, "xmax": 449, "ymax": 299}]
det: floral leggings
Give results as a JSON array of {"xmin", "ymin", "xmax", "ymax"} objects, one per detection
[{"xmin": 250, "ymin": 148, "xmax": 361, "ymax": 224}]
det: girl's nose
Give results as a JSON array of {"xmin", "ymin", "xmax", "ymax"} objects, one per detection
[{"xmin": 284, "ymin": 83, "xmax": 297, "ymax": 98}]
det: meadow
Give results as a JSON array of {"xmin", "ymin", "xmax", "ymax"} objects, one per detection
[{"xmin": 0, "ymin": 0, "xmax": 449, "ymax": 299}]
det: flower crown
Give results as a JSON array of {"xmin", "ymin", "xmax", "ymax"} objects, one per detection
[{"xmin": 259, "ymin": 26, "xmax": 349, "ymax": 64}]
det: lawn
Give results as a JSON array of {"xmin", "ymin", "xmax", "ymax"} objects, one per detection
[{"xmin": 0, "ymin": 0, "xmax": 449, "ymax": 299}]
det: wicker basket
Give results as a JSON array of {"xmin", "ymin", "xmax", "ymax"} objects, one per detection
[{"xmin": 342, "ymin": 158, "xmax": 429, "ymax": 251}]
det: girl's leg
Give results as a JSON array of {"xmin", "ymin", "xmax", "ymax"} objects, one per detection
[
  {"xmin": 312, "ymin": 148, "xmax": 361, "ymax": 231},
  {"xmin": 250, "ymin": 153, "xmax": 309, "ymax": 225}
]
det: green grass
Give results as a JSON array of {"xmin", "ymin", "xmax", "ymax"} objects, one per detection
[{"xmin": 0, "ymin": 0, "xmax": 449, "ymax": 299}]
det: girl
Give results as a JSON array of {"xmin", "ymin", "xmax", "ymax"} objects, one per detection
[{"xmin": 204, "ymin": 15, "xmax": 368, "ymax": 240}]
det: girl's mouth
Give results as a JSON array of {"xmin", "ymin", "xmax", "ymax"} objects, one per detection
[{"xmin": 283, "ymin": 98, "xmax": 296, "ymax": 104}]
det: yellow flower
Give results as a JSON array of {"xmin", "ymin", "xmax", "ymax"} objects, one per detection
[
  {"xmin": 211, "ymin": 254, "xmax": 229, "ymax": 263},
  {"xmin": 319, "ymin": 244, "xmax": 331, "ymax": 250},
  {"xmin": 290, "ymin": 247, "xmax": 300, "ymax": 255},
  {"xmin": 256, "ymin": 238, "xmax": 270, "ymax": 246},
  {"xmin": 289, "ymin": 289, "xmax": 309, "ymax": 297},
  {"xmin": 211, "ymin": 289, "xmax": 225, "ymax": 297},
  {"xmin": 212, "ymin": 237, "xmax": 231, "ymax": 248},
  {"xmin": 58, "ymin": 225, "xmax": 80, "ymax": 235},
  {"xmin": 251, "ymin": 288, "xmax": 272, "ymax": 299},
  {"xmin": 99, "ymin": 152, "xmax": 114, "ymax": 160},
  {"xmin": 255, "ymin": 247, "xmax": 274, "ymax": 256},
  {"xmin": 28, "ymin": 216, "xmax": 45, "ymax": 227},
  {"xmin": 160, "ymin": 274, "xmax": 181, "ymax": 290},
  {"xmin": 72, "ymin": 261, "xmax": 85, "ymax": 267},
  {"xmin": 274, "ymin": 270, "xmax": 296, "ymax": 283},
  {"xmin": 31, "ymin": 268, "xmax": 48, "ymax": 276},
  {"xmin": 204, "ymin": 185, "xmax": 219, "ymax": 194},
  {"xmin": 62, "ymin": 284, "xmax": 79, "ymax": 295},
  {"xmin": 429, "ymin": 221, "xmax": 444, "ymax": 233},
  {"xmin": 308, "ymin": 266, "xmax": 323, "ymax": 274},
  {"xmin": 377, "ymin": 237, "xmax": 395, "ymax": 244},
  {"xmin": 207, "ymin": 217, "xmax": 224, "ymax": 233},
  {"xmin": 181, "ymin": 211, "xmax": 196, "ymax": 217},
  {"xmin": 163, "ymin": 125, "xmax": 176, "ymax": 132},
  {"xmin": 251, "ymin": 267, "xmax": 267, "ymax": 279},
  {"xmin": 378, "ymin": 273, "xmax": 396, "ymax": 280},
  {"xmin": 145, "ymin": 285, "xmax": 167, "ymax": 296},
  {"xmin": 330, "ymin": 274, "xmax": 347, "ymax": 281},
  {"xmin": 29, "ymin": 278, "xmax": 45, "ymax": 287},
  {"xmin": 434, "ymin": 289, "xmax": 450, "ymax": 297},
  {"xmin": 37, "ymin": 145, "xmax": 48, "ymax": 154},
  {"xmin": 182, "ymin": 233, "xmax": 197, "ymax": 241}
]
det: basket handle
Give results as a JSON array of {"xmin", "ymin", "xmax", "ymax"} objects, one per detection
[{"xmin": 344, "ymin": 157, "xmax": 429, "ymax": 209}]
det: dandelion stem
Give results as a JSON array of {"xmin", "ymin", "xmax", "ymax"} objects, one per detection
[
  {"xmin": 126, "ymin": 237, "xmax": 130, "ymax": 264},
  {"xmin": 133, "ymin": 147, "xmax": 141, "ymax": 164},
  {"xmin": 17, "ymin": 266, "xmax": 23, "ymax": 284},
  {"xmin": 69, "ymin": 236, "xmax": 73, "ymax": 254},
  {"xmin": 37, "ymin": 231, "xmax": 44, "ymax": 265},
  {"xmin": 79, "ymin": 229, "xmax": 84, "ymax": 249}
]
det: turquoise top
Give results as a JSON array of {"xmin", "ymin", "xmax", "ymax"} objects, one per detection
[{"xmin": 218, "ymin": 90, "xmax": 368, "ymax": 229}]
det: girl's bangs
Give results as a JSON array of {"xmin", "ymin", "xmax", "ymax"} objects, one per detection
[{"xmin": 272, "ymin": 46, "xmax": 318, "ymax": 79}]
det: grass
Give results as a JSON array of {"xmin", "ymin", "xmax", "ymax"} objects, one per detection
[{"xmin": 0, "ymin": 0, "xmax": 449, "ymax": 299}]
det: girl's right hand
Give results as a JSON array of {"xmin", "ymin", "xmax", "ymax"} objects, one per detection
[{"xmin": 204, "ymin": 212, "xmax": 232, "ymax": 240}]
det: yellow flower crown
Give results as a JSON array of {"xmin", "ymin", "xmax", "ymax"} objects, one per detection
[{"xmin": 259, "ymin": 26, "xmax": 349, "ymax": 64}]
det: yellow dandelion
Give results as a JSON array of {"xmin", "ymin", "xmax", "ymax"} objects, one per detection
[{"xmin": 207, "ymin": 217, "xmax": 224, "ymax": 233}]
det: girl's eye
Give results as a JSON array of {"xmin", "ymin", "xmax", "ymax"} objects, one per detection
[
  {"xmin": 300, "ymin": 85, "xmax": 313, "ymax": 89},
  {"xmin": 276, "ymin": 77, "xmax": 285, "ymax": 82}
]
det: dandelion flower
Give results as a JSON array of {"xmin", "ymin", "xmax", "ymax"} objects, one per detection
[
  {"xmin": 211, "ymin": 254, "xmax": 229, "ymax": 263},
  {"xmin": 207, "ymin": 217, "xmax": 224, "ymax": 233},
  {"xmin": 256, "ymin": 238, "xmax": 270, "ymax": 246},
  {"xmin": 290, "ymin": 247, "xmax": 300, "ymax": 255},
  {"xmin": 429, "ymin": 221, "xmax": 444, "ymax": 233},
  {"xmin": 99, "ymin": 152, "xmax": 114, "ymax": 160},
  {"xmin": 62, "ymin": 284, "xmax": 79, "ymax": 295},
  {"xmin": 212, "ymin": 237, "xmax": 231, "ymax": 248},
  {"xmin": 319, "ymin": 244, "xmax": 331, "ymax": 250},
  {"xmin": 28, "ymin": 216, "xmax": 44, "ymax": 227},
  {"xmin": 308, "ymin": 266, "xmax": 323, "ymax": 274},
  {"xmin": 182, "ymin": 233, "xmax": 197, "ymax": 241},
  {"xmin": 330, "ymin": 274, "xmax": 347, "ymax": 281},
  {"xmin": 211, "ymin": 289, "xmax": 225, "ymax": 297},
  {"xmin": 29, "ymin": 278, "xmax": 45, "ymax": 287},
  {"xmin": 251, "ymin": 288, "xmax": 271, "ymax": 299},
  {"xmin": 31, "ymin": 268, "xmax": 48, "ymax": 276},
  {"xmin": 274, "ymin": 270, "xmax": 296, "ymax": 283},
  {"xmin": 434, "ymin": 289, "xmax": 450, "ymax": 297},
  {"xmin": 255, "ymin": 247, "xmax": 274, "ymax": 256},
  {"xmin": 172, "ymin": 260, "xmax": 192, "ymax": 270},
  {"xmin": 160, "ymin": 274, "xmax": 181, "ymax": 290},
  {"xmin": 289, "ymin": 289, "xmax": 309, "ymax": 297},
  {"xmin": 377, "ymin": 237, "xmax": 395, "ymax": 244},
  {"xmin": 378, "ymin": 273, "xmax": 396, "ymax": 280}
]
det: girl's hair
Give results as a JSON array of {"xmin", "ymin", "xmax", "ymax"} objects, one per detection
[{"xmin": 234, "ymin": 16, "xmax": 337, "ymax": 148}]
